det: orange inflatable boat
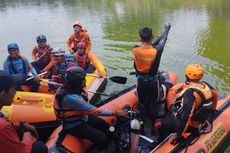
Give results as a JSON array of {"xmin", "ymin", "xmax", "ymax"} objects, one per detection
[
  {"xmin": 45, "ymin": 74, "xmax": 230, "ymax": 153},
  {"xmin": 0, "ymin": 73, "xmax": 129, "ymax": 125},
  {"xmin": 13, "ymin": 91, "xmax": 54, "ymax": 105},
  {"xmin": 151, "ymin": 92, "xmax": 230, "ymax": 153},
  {"xmin": 45, "ymin": 71, "xmax": 178, "ymax": 153}
]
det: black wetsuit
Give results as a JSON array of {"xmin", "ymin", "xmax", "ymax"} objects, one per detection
[{"xmin": 135, "ymin": 26, "xmax": 171, "ymax": 121}]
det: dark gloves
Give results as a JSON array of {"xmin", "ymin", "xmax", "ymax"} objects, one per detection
[
  {"xmin": 170, "ymin": 134, "xmax": 184, "ymax": 145},
  {"xmin": 163, "ymin": 23, "xmax": 171, "ymax": 36},
  {"xmin": 164, "ymin": 23, "xmax": 171, "ymax": 31},
  {"xmin": 152, "ymin": 23, "xmax": 171, "ymax": 46}
]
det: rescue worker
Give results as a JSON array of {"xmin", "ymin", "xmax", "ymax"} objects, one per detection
[
  {"xmin": 48, "ymin": 47, "xmax": 76, "ymax": 91},
  {"xmin": 153, "ymin": 64, "xmax": 218, "ymax": 144},
  {"xmin": 67, "ymin": 20, "xmax": 92, "ymax": 54},
  {"xmin": 0, "ymin": 70, "xmax": 48, "ymax": 153},
  {"xmin": 53, "ymin": 66, "xmax": 128, "ymax": 151},
  {"xmin": 31, "ymin": 35, "xmax": 54, "ymax": 78},
  {"xmin": 132, "ymin": 24, "xmax": 171, "ymax": 121},
  {"xmin": 73, "ymin": 42, "xmax": 96, "ymax": 73},
  {"xmin": 3, "ymin": 43, "xmax": 40, "ymax": 92}
]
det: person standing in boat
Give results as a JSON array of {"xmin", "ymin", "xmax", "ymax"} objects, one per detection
[
  {"xmin": 3, "ymin": 43, "xmax": 40, "ymax": 92},
  {"xmin": 132, "ymin": 24, "xmax": 171, "ymax": 122},
  {"xmin": 48, "ymin": 47, "xmax": 76, "ymax": 91},
  {"xmin": 0, "ymin": 70, "xmax": 48, "ymax": 153},
  {"xmin": 53, "ymin": 66, "xmax": 128, "ymax": 151},
  {"xmin": 67, "ymin": 21, "xmax": 92, "ymax": 54},
  {"xmin": 31, "ymin": 34, "xmax": 54, "ymax": 78},
  {"xmin": 153, "ymin": 64, "xmax": 218, "ymax": 144},
  {"xmin": 73, "ymin": 42, "xmax": 96, "ymax": 73}
]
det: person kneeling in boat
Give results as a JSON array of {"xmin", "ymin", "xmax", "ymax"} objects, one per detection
[
  {"xmin": 0, "ymin": 70, "xmax": 48, "ymax": 153},
  {"xmin": 73, "ymin": 42, "xmax": 96, "ymax": 73},
  {"xmin": 67, "ymin": 20, "xmax": 92, "ymax": 54},
  {"xmin": 3, "ymin": 43, "xmax": 40, "ymax": 92},
  {"xmin": 153, "ymin": 64, "xmax": 218, "ymax": 145},
  {"xmin": 53, "ymin": 66, "xmax": 128, "ymax": 151},
  {"xmin": 48, "ymin": 47, "xmax": 76, "ymax": 91},
  {"xmin": 31, "ymin": 34, "xmax": 54, "ymax": 78}
]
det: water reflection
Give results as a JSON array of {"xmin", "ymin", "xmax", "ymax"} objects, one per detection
[{"xmin": 0, "ymin": 0, "xmax": 229, "ymax": 91}]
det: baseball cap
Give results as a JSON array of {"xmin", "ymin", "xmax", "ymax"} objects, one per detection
[{"xmin": 0, "ymin": 70, "xmax": 26, "ymax": 91}]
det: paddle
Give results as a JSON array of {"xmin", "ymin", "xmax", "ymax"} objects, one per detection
[
  {"xmin": 26, "ymin": 71, "xmax": 48, "ymax": 81},
  {"xmin": 87, "ymin": 74, "xmax": 127, "ymax": 84},
  {"xmin": 41, "ymin": 80, "xmax": 110, "ymax": 96},
  {"xmin": 35, "ymin": 51, "xmax": 47, "ymax": 62},
  {"xmin": 129, "ymin": 71, "xmax": 137, "ymax": 75},
  {"xmin": 58, "ymin": 53, "xmax": 127, "ymax": 84}
]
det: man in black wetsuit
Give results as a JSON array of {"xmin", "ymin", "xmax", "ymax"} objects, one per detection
[{"xmin": 132, "ymin": 24, "xmax": 171, "ymax": 122}]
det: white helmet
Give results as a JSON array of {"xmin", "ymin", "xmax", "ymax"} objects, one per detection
[{"xmin": 52, "ymin": 47, "xmax": 66, "ymax": 56}]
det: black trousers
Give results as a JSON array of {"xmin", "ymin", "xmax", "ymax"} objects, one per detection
[
  {"xmin": 64, "ymin": 116, "xmax": 110, "ymax": 150},
  {"xmin": 31, "ymin": 61, "xmax": 47, "ymax": 73},
  {"xmin": 31, "ymin": 61, "xmax": 53, "ymax": 79},
  {"xmin": 31, "ymin": 141, "xmax": 48, "ymax": 153},
  {"xmin": 137, "ymin": 78, "xmax": 160, "ymax": 121},
  {"xmin": 154, "ymin": 111, "xmax": 199, "ymax": 141}
]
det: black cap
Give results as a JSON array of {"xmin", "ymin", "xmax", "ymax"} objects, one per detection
[
  {"xmin": 0, "ymin": 70, "xmax": 26, "ymax": 92},
  {"xmin": 67, "ymin": 66, "xmax": 86, "ymax": 82}
]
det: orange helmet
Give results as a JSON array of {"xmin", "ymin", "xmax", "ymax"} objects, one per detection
[
  {"xmin": 185, "ymin": 64, "xmax": 204, "ymax": 81},
  {"xmin": 73, "ymin": 21, "xmax": 82, "ymax": 28}
]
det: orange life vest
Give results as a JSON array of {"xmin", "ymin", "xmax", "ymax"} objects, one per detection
[
  {"xmin": 53, "ymin": 92, "xmax": 83, "ymax": 119},
  {"xmin": 72, "ymin": 30, "xmax": 88, "ymax": 51},
  {"xmin": 132, "ymin": 45, "xmax": 157, "ymax": 74},
  {"xmin": 35, "ymin": 45, "xmax": 51, "ymax": 64},
  {"xmin": 169, "ymin": 82, "xmax": 214, "ymax": 128}
]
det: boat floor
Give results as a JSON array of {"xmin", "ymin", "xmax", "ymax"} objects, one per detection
[{"xmin": 88, "ymin": 118, "xmax": 159, "ymax": 153}]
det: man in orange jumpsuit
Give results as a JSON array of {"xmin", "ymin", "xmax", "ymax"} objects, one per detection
[{"xmin": 67, "ymin": 21, "xmax": 92, "ymax": 54}]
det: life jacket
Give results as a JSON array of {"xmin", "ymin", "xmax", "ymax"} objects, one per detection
[
  {"xmin": 75, "ymin": 53, "xmax": 89, "ymax": 69},
  {"xmin": 53, "ymin": 90, "xmax": 84, "ymax": 119},
  {"xmin": 35, "ymin": 45, "xmax": 51, "ymax": 64},
  {"xmin": 171, "ymin": 82, "xmax": 214, "ymax": 124},
  {"xmin": 8, "ymin": 55, "xmax": 27, "ymax": 74},
  {"xmin": 56, "ymin": 61, "xmax": 69, "ymax": 83},
  {"xmin": 54, "ymin": 59, "xmax": 77, "ymax": 84},
  {"xmin": 72, "ymin": 30, "xmax": 88, "ymax": 51},
  {"xmin": 132, "ymin": 45, "xmax": 157, "ymax": 75}
]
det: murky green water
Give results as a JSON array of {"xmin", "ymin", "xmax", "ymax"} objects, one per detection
[{"xmin": 0, "ymin": 0, "xmax": 229, "ymax": 151}]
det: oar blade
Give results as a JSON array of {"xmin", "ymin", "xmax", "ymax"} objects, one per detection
[{"xmin": 109, "ymin": 76, "xmax": 127, "ymax": 84}]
